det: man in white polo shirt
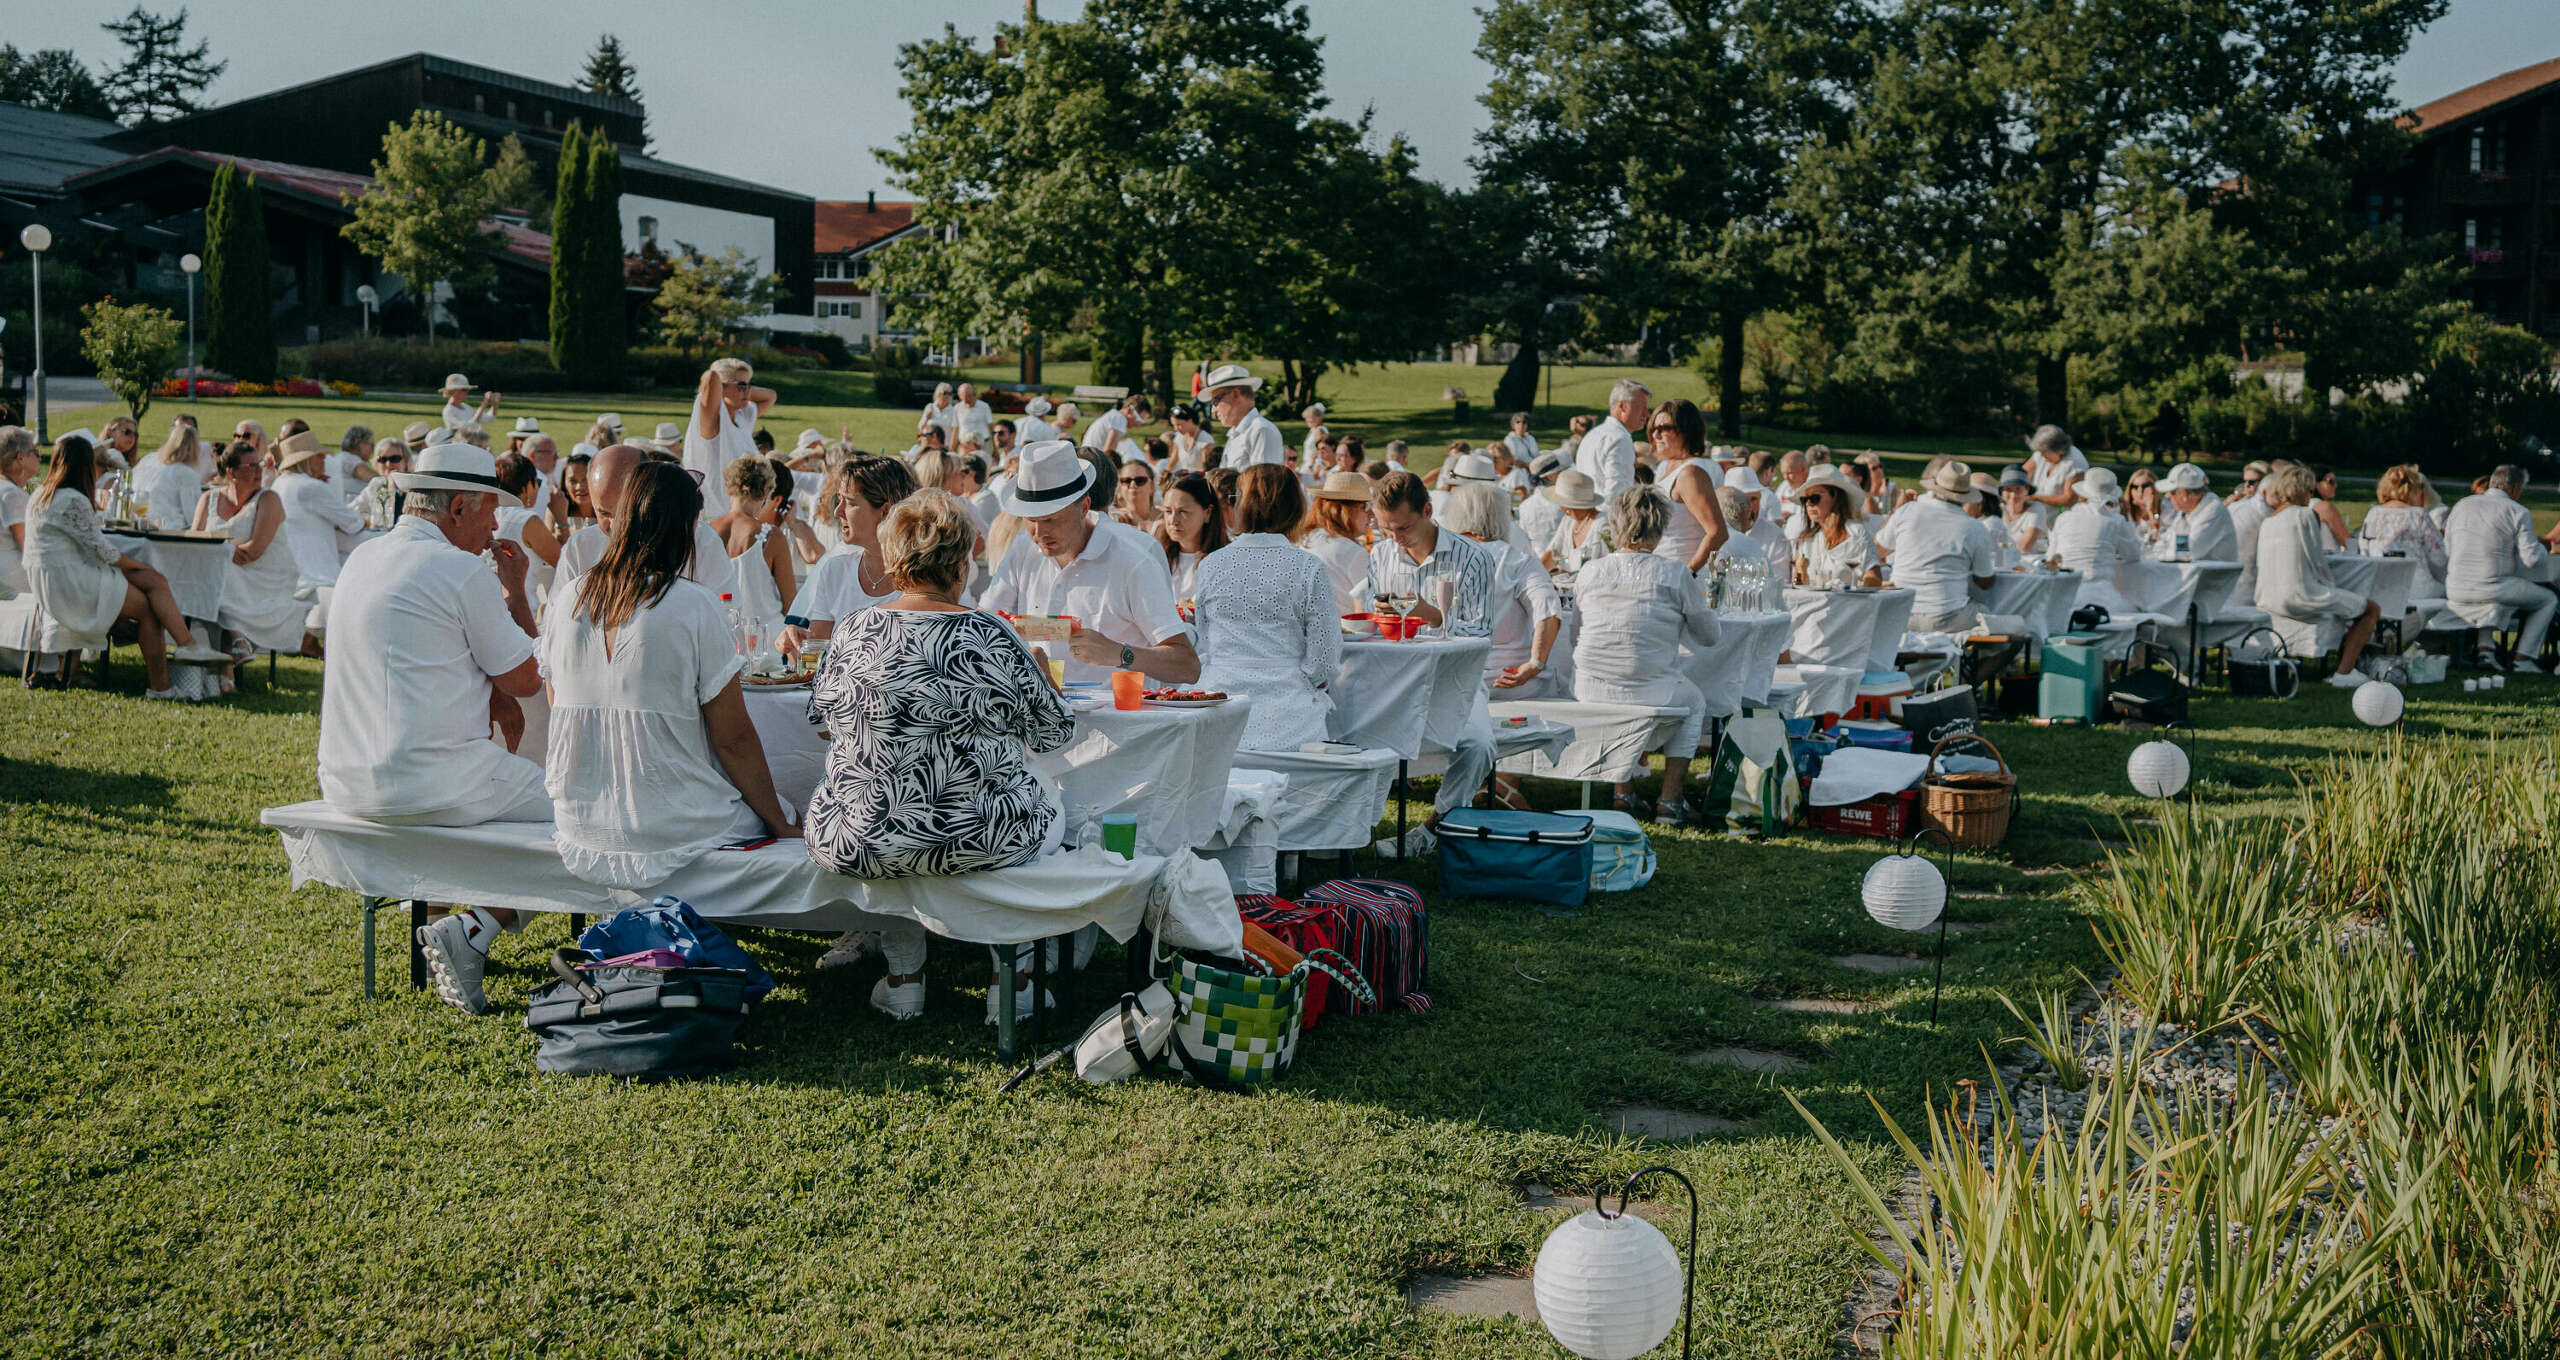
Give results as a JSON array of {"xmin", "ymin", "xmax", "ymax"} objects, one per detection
[
  {"xmin": 1874, "ymin": 460, "xmax": 1997, "ymax": 632},
  {"xmin": 982, "ymin": 441, "xmax": 1201, "ymax": 685},
  {"xmin": 1205, "ymin": 365, "xmax": 1286, "ymax": 469},
  {"xmin": 318, "ymin": 443, "xmax": 546, "ymax": 1015},
  {"xmin": 952, "ymin": 382, "xmax": 995, "ymax": 447},
  {"xmin": 1576, "ymin": 379, "xmax": 1646, "ymax": 501},
  {"xmin": 2155, "ymin": 463, "xmax": 2236, "ymax": 564}
]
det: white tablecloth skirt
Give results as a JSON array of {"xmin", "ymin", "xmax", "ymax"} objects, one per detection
[
  {"xmin": 105, "ymin": 532, "xmax": 231, "ymax": 625},
  {"xmin": 1227, "ymin": 747, "xmax": 1400, "ymax": 852},
  {"xmin": 1773, "ymin": 664, "xmax": 1862, "ymax": 721},
  {"xmin": 261, "ymin": 800, "xmax": 1244, "ymax": 955},
  {"xmin": 1681, "ymin": 610, "xmax": 1792, "ymax": 719},
  {"xmin": 2328, "ymin": 554, "xmax": 2418, "ymax": 622},
  {"xmin": 1489, "ymin": 699, "xmax": 1688, "ymax": 784},
  {"xmin": 1331, "ymin": 636, "xmax": 1493, "ymax": 759},
  {"xmin": 1785, "ymin": 588, "xmax": 1915, "ymax": 671}
]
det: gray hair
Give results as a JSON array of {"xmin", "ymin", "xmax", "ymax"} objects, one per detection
[
  {"xmin": 2029, "ymin": 424, "xmax": 2072, "ymax": 455},
  {"xmin": 1715, "ymin": 485, "xmax": 1755, "ymax": 532},
  {"xmin": 527, "ymin": 434, "xmax": 558, "ymax": 456},
  {"xmin": 339, "ymin": 425, "xmax": 373, "ymax": 453},
  {"xmin": 1605, "ymin": 486, "xmax": 1671, "ymax": 550},
  {"xmin": 2488, "ymin": 464, "xmax": 2528, "ymax": 494},
  {"xmin": 402, "ymin": 487, "xmax": 491, "ymax": 518},
  {"xmin": 933, "ymin": 381, "xmax": 955, "ymax": 398},
  {"xmin": 1439, "ymin": 483, "xmax": 1513, "ymax": 543},
  {"xmin": 1779, "ymin": 449, "xmax": 1808, "ymax": 474},
  {"xmin": 1608, "ymin": 378, "xmax": 1651, "ymax": 408},
  {"xmin": 0, "ymin": 426, "xmax": 37, "ymax": 461},
  {"xmin": 2260, "ymin": 462, "xmax": 2319, "ymax": 509}
]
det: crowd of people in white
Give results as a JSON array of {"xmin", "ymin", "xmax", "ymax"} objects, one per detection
[{"xmin": 9, "ymin": 361, "xmax": 2558, "ymax": 1015}]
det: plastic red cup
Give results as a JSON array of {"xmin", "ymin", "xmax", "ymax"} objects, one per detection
[{"xmin": 1110, "ymin": 669, "xmax": 1144, "ymax": 710}]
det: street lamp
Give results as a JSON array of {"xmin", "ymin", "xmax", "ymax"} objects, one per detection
[
  {"xmin": 356, "ymin": 283, "xmax": 378, "ymax": 339},
  {"xmin": 180, "ymin": 252, "xmax": 201, "ymax": 400},
  {"xmin": 21, "ymin": 224, "xmax": 52, "ymax": 443}
]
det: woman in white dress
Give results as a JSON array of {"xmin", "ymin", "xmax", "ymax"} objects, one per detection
[
  {"xmin": 1540, "ymin": 470, "xmax": 1610, "ymax": 573},
  {"xmin": 685, "ymin": 357, "xmax": 777, "ymax": 517},
  {"xmin": 1, "ymin": 426, "xmax": 37, "ymax": 594},
  {"xmin": 130, "ymin": 420, "xmax": 210, "ymax": 531},
  {"xmin": 711, "ymin": 455, "xmax": 798, "ymax": 652},
  {"xmin": 2049, "ymin": 466, "xmax": 2146, "ymax": 615},
  {"xmin": 2358, "ymin": 464, "xmax": 2448, "ymax": 594},
  {"xmin": 2255, "ymin": 462, "xmax": 2380, "ymax": 689},
  {"xmin": 1996, "ymin": 468, "xmax": 2047, "ymax": 557},
  {"xmin": 1192, "ymin": 465, "xmax": 1340, "ymax": 752},
  {"xmin": 1297, "ymin": 470, "xmax": 1376, "ymax": 617},
  {"xmin": 1645, "ymin": 399, "xmax": 1728, "ymax": 573},
  {"xmin": 1154, "ymin": 472, "xmax": 1229, "ymax": 609},
  {"xmin": 1166, "ymin": 403, "xmax": 1217, "ymax": 472},
  {"xmin": 24, "ymin": 434, "xmax": 225, "ymax": 690},
  {"xmin": 271, "ymin": 432, "xmax": 367, "ymax": 596},
  {"xmin": 542, "ymin": 460, "xmax": 798, "ymax": 890},
  {"xmin": 490, "ymin": 453, "xmax": 563, "ymax": 599},
  {"xmin": 1573, "ymin": 487, "xmax": 1722, "ymax": 824},
  {"xmin": 780, "ymin": 456, "xmax": 916, "ymax": 656},
  {"xmin": 193, "ymin": 439, "xmax": 306, "ymax": 661},
  {"xmin": 1791, "ymin": 465, "xmax": 1881, "ymax": 587}
]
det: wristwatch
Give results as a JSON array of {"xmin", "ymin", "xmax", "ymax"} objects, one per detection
[{"xmin": 1119, "ymin": 643, "xmax": 1137, "ymax": 670}]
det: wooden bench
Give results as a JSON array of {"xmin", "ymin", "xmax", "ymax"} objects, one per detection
[{"xmin": 1070, "ymin": 384, "xmax": 1130, "ymax": 405}]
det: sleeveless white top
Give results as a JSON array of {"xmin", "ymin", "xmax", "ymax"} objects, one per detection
[{"xmin": 1653, "ymin": 458, "xmax": 1720, "ymax": 565}]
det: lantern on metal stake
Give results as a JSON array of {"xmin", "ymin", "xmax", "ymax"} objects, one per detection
[
  {"xmin": 1534, "ymin": 1165, "xmax": 1698, "ymax": 1360},
  {"xmin": 1862, "ymin": 828, "xmax": 1957, "ymax": 1022}
]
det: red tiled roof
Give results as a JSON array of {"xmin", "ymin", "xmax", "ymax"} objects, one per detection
[
  {"xmin": 72, "ymin": 146, "xmax": 553, "ymax": 268},
  {"xmin": 814, "ymin": 199, "xmax": 917, "ymax": 255},
  {"xmin": 2405, "ymin": 58, "xmax": 2560, "ymax": 135}
]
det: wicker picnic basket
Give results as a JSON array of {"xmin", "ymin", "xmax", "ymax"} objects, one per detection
[{"xmin": 1921, "ymin": 731, "xmax": 2015, "ymax": 850}]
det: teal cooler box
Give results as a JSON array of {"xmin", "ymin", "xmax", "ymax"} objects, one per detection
[{"xmin": 2039, "ymin": 633, "xmax": 2107, "ymax": 723}]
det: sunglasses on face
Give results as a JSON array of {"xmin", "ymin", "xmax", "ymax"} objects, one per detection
[
  {"xmin": 378, "ymin": 456, "xmax": 406, "ymax": 466},
  {"xmin": 1119, "ymin": 475, "xmax": 1151, "ymax": 486}
]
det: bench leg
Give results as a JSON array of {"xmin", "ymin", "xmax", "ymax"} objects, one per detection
[
  {"xmin": 1394, "ymin": 761, "xmax": 1409, "ymax": 860},
  {"xmin": 569, "ymin": 913, "xmax": 585, "ymax": 940},
  {"xmin": 361, "ymin": 895, "xmax": 384, "ymax": 999},
  {"xmin": 409, "ymin": 899, "xmax": 428, "ymax": 992},
  {"xmin": 996, "ymin": 947, "xmax": 1020, "ymax": 1064}
]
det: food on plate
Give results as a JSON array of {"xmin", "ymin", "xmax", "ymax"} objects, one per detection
[{"xmin": 1142, "ymin": 688, "xmax": 1228, "ymax": 701}]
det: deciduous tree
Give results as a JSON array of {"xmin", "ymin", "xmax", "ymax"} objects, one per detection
[
  {"xmin": 0, "ymin": 46, "xmax": 115, "ymax": 120},
  {"xmin": 80, "ymin": 297, "xmax": 182, "ymax": 422},
  {"xmin": 653, "ymin": 246, "xmax": 774, "ymax": 355},
  {"xmin": 339, "ymin": 112, "xmax": 502, "ymax": 343}
]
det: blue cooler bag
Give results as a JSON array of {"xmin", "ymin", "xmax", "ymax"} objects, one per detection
[
  {"xmin": 1436, "ymin": 809, "xmax": 1595, "ymax": 909},
  {"xmin": 1583, "ymin": 810, "xmax": 1656, "ymax": 892}
]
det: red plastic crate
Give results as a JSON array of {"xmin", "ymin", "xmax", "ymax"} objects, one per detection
[{"xmin": 1805, "ymin": 787, "xmax": 1920, "ymax": 840}]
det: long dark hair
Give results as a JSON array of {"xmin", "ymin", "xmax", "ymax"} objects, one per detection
[
  {"xmin": 1156, "ymin": 471, "xmax": 1231, "ymax": 570},
  {"xmin": 1657, "ymin": 398, "xmax": 1707, "ymax": 458},
  {"xmin": 35, "ymin": 433, "xmax": 97, "ymax": 507},
  {"xmin": 576, "ymin": 462, "xmax": 703, "ymax": 632}
]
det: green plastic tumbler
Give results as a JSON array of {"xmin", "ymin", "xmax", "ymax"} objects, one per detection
[{"xmin": 1101, "ymin": 813, "xmax": 1139, "ymax": 859}]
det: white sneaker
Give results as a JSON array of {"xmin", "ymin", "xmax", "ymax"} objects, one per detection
[
  {"xmin": 2325, "ymin": 671, "xmax": 2367, "ymax": 690},
  {"xmin": 815, "ymin": 931, "xmax": 874, "ymax": 970},
  {"xmin": 870, "ymin": 976, "xmax": 925, "ymax": 1021},
  {"xmin": 2476, "ymin": 650, "xmax": 2507, "ymax": 671},
  {"xmin": 415, "ymin": 912, "xmax": 492, "ymax": 1015},
  {"xmin": 1371, "ymin": 825, "xmax": 1438, "ymax": 858},
  {"xmin": 983, "ymin": 982, "xmax": 1057, "ymax": 1025},
  {"xmin": 2512, "ymin": 659, "xmax": 2549, "ymax": 676},
  {"xmin": 142, "ymin": 685, "xmax": 185, "ymax": 701},
  {"xmin": 169, "ymin": 642, "xmax": 231, "ymax": 665}
]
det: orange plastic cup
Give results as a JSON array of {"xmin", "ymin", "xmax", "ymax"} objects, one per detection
[{"xmin": 1110, "ymin": 669, "xmax": 1144, "ymax": 710}]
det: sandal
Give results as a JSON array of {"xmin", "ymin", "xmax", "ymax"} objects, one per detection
[
  {"xmin": 1613, "ymin": 791, "xmax": 1655, "ymax": 820},
  {"xmin": 1652, "ymin": 798, "xmax": 1705, "ymax": 828},
  {"xmin": 1492, "ymin": 780, "xmax": 1535, "ymax": 812}
]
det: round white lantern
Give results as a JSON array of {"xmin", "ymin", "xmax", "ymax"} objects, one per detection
[
  {"xmin": 2352, "ymin": 679, "xmax": 2404, "ymax": 727},
  {"xmin": 1861, "ymin": 853, "xmax": 1945, "ymax": 932},
  {"xmin": 1534, "ymin": 1210, "xmax": 1685, "ymax": 1360},
  {"xmin": 2127, "ymin": 739, "xmax": 2190, "ymax": 799},
  {"xmin": 19, "ymin": 223, "xmax": 52, "ymax": 253}
]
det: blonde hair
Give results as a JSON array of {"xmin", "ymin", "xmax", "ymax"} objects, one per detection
[
  {"xmin": 2260, "ymin": 462, "xmax": 2318, "ymax": 509},
  {"xmin": 723, "ymin": 454, "xmax": 784, "ymax": 504},
  {"xmin": 709, "ymin": 357, "xmax": 754, "ymax": 385},
  {"xmin": 879, "ymin": 488, "xmax": 977, "ymax": 592},
  {"xmin": 2375, "ymin": 463, "xmax": 2429, "ymax": 508}
]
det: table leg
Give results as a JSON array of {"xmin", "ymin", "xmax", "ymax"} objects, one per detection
[
  {"xmin": 1031, "ymin": 937, "xmax": 1049, "ymax": 1051},
  {"xmin": 361, "ymin": 895, "xmax": 382, "ymax": 999},
  {"xmin": 1394, "ymin": 761, "xmax": 1409, "ymax": 860},
  {"xmin": 568, "ymin": 913, "xmax": 585, "ymax": 940},
  {"xmin": 996, "ymin": 948, "xmax": 1020, "ymax": 1064},
  {"xmin": 408, "ymin": 900, "xmax": 428, "ymax": 992},
  {"xmin": 1580, "ymin": 781, "xmax": 1593, "ymax": 811}
]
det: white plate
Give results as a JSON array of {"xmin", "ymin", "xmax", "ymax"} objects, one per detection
[
  {"xmin": 1143, "ymin": 697, "xmax": 1231, "ymax": 709},
  {"xmin": 741, "ymin": 677, "xmax": 813, "ymax": 691}
]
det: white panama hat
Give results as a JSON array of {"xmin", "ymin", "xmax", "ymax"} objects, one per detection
[
  {"xmin": 393, "ymin": 443, "xmax": 507, "ymax": 496},
  {"xmin": 999, "ymin": 440, "xmax": 1095, "ymax": 520},
  {"xmin": 794, "ymin": 427, "xmax": 827, "ymax": 452},
  {"xmin": 1201, "ymin": 363, "xmax": 1263, "ymax": 395},
  {"xmin": 441, "ymin": 373, "xmax": 473, "ymax": 394},
  {"xmin": 511, "ymin": 416, "xmax": 542, "ymax": 435},
  {"xmin": 2077, "ymin": 466, "xmax": 2123, "ymax": 504},
  {"xmin": 1447, "ymin": 452, "xmax": 1500, "ymax": 483}
]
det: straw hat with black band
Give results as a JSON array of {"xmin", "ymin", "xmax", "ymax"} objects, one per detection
[{"xmin": 393, "ymin": 444, "xmax": 509, "ymax": 497}]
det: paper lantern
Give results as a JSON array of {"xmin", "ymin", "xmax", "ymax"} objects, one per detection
[
  {"xmin": 1861, "ymin": 853, "xmax": 1945, "ymax": 932},
  {"xmin": 1535, "ymin": 1210, "xmax": 1686, "ymax": 1360},
  {"xmin": 2127, "ymin": 740, "xmax": 2190, "ymax": 799},
  {"xmin": 2353, "ymin": 679, "xmax": 2404, "ymax": 727}
]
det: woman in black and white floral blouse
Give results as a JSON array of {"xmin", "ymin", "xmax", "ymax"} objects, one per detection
[{"xmin": 804, "ymin": 488, "xmax": 1077, "ymax": 1019}]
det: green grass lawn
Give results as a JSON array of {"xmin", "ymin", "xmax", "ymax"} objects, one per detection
[{"xmin": 5, "ymin": 643, "xmax": 2550, "ymax": 1356}]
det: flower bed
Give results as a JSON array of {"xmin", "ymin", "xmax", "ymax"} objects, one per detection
[{"xmin": 154, "ymin": 377, "xmax": 362, "ymax": 399}]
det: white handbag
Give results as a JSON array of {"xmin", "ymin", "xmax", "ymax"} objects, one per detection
[{"xmin": 1072, "ymin": 982, "xmax": 1178, "ymax": 1085}]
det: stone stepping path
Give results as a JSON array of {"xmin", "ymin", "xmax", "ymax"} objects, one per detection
[
  {"xmin": 1607, "ymin": 1104, "xmax": 1744, "ymax": 1140},
  {"xmin": 1408, "ymin": 1273, "xmax": 1538, "ymax": 1321},
  {"xmin": 1938, "ymin": 920, "xmax": 1996, "ymax": 935},
  {"xmin": 1760, "ymin": 995, "xmax": 1867, "ymax": 1015},
  {"xmin": 1686, "ymin": 1045, "xmax": 1812, "ymax": 1075},
  {"xmin": 1832, "ymin": 953, "xmax": 1928, "ymax": 974}
]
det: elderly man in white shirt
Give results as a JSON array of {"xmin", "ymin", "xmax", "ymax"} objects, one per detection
[
  {"xmin": 2154, "ymin": 462, "xmax": 2238, "ymax": 564},
  {"xmin": 1201, "ymin": 365, "xmax": 1287, "ymax": 470},
  {"xmin": 1576, "ymin": 379, "xmax": 1646, "ymax": 502},
  {"xmin": 1875, "ymin": 461, "xmax": 1998, "ymax": 632},
  {"xmin": 951, "ymin": 383, "xmax": 995, "ymax": 447},
  {"xmin": 1501, "ymin": 411, "xmax": 1538, "ymax": 466},
  {"xmin": 2444, "ymin": 464, "xmax": 2556, "ymax": 671},
  {"xmin": 318, "ymin": 443, "xmax": 545, "ymax": 1015},
  {"xmin": 2024, "ymin": 424, "xmax": 2088, "ymax": 511},
  {"xmin": 981, "ymin": 441, "xmax": 1201, "ymax": 685},
  {"xmin": 1014, "ymin": 396, "xmax": 1060, "ymax": 445}
]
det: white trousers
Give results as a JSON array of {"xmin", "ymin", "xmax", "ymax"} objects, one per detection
[{"xmin": 2454, "ymin": 579, "xmax": 2558, "ymax": 659}]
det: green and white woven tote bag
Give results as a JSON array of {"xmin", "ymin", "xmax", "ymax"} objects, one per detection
[{"xmin": 1171, "ymin": 948, "xmax": 1372, "ymax": 1089}]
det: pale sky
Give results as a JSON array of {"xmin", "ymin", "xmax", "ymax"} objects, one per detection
[{"xmin": 14, "ymin": 0, "xmax": 2558, "ymax": 198}]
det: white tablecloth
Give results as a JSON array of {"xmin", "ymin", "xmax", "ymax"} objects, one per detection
[
  {"xmin": 1773, "ymin": 663, "xmax": 1862, "ymax": 721},
  {"xmin": 747, "ymin": 687, "xmax": 1252, "ymax": 859},
  {"xmin": 1331, "ymin": 636, "xmax": 1492, "ymax": 759},
  {"xmin": 1981, "ymin": 569, "xmax": 2076, "ymax": 637},
  {"xmin": 1489, "ymin": 699, "xmax": 1689, "ymax": 784},
  {"xmin": 1785, "ymin": 587, "xmax": 1915, "ymax": 671},
  {"xmin": 1681, "ymin": 610, "xmax": 1793, "ymax": 718},
  {"xmin": 2126, "ymin": 559, "xmax": 2245, "ymax": 623},
  {"xmin": 104, "ymin": 530, "xmax": 231, "ymax": 624},
  {"xmin": 2328, "ymin": 554, "xmax": 2419, "ymax": 622}
]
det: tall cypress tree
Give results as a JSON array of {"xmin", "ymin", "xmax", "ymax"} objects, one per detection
[
  {"xmin": 583, "ymin": 132, "xmax": 627, "ymax": 381},
  {"xmin": 548, "ymin": 123, "xmax": 590, "ymax": 379},
  {"xmin": 202, "ymin": 159, "xmax": 276, "ymax": 381}
]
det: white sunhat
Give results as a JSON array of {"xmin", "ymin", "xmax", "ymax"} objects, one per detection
[
  {"xmin": 569, "ymin": 441, "xmax": 600, "ymax": 460},
  {"xmin": 393, "ymin": 442, "xmax": 506, "ymax": 496},
  {"xmin": 653, "ymin": 421, "xmax": 684, "ymax": 442},
  {"xmin": 998, "ymin": 440, "xmax": 1095, "ymax": 520},
  {"xmin": 441, "ymin": 372, "xmax": 472, "ymax": 394},
  {"xmin": 2078, "ymin": 466, "xmax": 2123, "ymax": 505},
  {"xmin": 1201, "ymin": 363, "xmax": 1263, "ymax": 395},
  {"xmin": 1447, "ymin": 452, "xmax": 1500, "ymax": 483},
  {"xmin": 1024, "ymin": 396, "xmax": 1055, "ymax": 417},
  {"xmin": 1723, "ymin": 465, "xmax": 1766, "ymax": 496},
  {"xmin": 511, "ymin": 416, "xmax": 541, "ymax": 435},
  {"xmin": 2162, "ymin": 462, "xmax": 2210, "ymax": 493},
  {"xmin": 794, "ymin": 427, "xmax": 827, "ymax": 452},
  {"xmin": 596, "ymin": 412, "xmax": 624, "ymax": 432}
]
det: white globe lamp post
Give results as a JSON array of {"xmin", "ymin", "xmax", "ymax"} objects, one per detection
[
  {"xmin": 179, "ymin": 252, "xmax": 201, "ymax": 400},
  {"xmin": 21, "ymin": 224, "xmax": 52, "ymax": 442}
]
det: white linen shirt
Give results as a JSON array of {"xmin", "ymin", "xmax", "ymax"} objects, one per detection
[
  {"xmin": 0, "ymin": 480, "xmax": 27, "ymax": 593},
  {"xmin": 2443, "ymin": 489, "xmax": 2549, "ymax": 601},
  {"xmin": 1575, "ymin": 415, "xmax": 1637, "ymax": 502},
  {"xmin": 2028, "ymin": 448, "xmax": 2088, "ymax": 502},
  {"xmin": 275, "ymin": 471, "xmax": 367, "ymax": 590},
  {"xmin": 1482, "ymin": 536, "xmax": 1564, "ymax": 679},
  {"xmin": 1876, "ymin": 497, "xmax": 1995, "ymax": 625},
  {"xmin": 1219, "ymin": 408, "xmax": 1287, "ymax": 470},
  {"xmin": 1569, "ymin": 551, "xmax": 1720, "ymax": 706},
  {"xmin": 2155, "ymin": 491, "xmax": 2238, "ymax": 564},
  {"xmin": 1363, "ymin": 527, "xmax": 1495, "ymax": 638},
  {"xmin": 2228, "ymin": 495, "xmax": 2273, "ymax": 598},
  {"xmin": 2052, "ymin": 503, "xmax": 2146, "ymax": 614},
  {"xmin": 1300, "ymin": 527, "xmax": 1371, "ymax": 617},
  {"xmin": 1082, "ymin": 407, "xmax": 1131, "ymax": 453},
  {"xmin": 1192, "ymin": 533, "xmax": 1340, "ymax": 751},
  {"xmin": 539, "ymin": 578, "xmax": 759, "ymax": 888},
  {"xmin": 317, "ymin": 517, "xmax": 536, "ymax": 818},
  {"xmin": 981, "ymin": 515, "xmax": 1188, "ymax": 683},
  {"xmin": 1517, "ymin": 488, "xmax": 1563, "ymax": 550}
]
